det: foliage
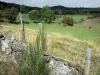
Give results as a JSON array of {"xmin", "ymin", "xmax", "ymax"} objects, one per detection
[
  {"xmin": 3, "ymin": 8, "xmax": 11, "ymax": 21},
  {"xmin": 41, "ymin": 6, "xmax": 56, "ymax": 23},
  {"xmin": 0, "ymin": 1, "xmax": 40, "ymax": 12},
  {"xmin": 92, "ymin": 13, "xmax": 100, "ymax": 18},
  {"xmin": 62, "ymin": 16, "xmax": 74, "ymax": 26},
  {"xmin": 29, "ymin": 10, "xmax": 40, "ymax": 23},
  {"xmin": 0, "ymin": 10, "xmax": 3, "ymax": 21},
  {"xmin": 1, "ymin": 1, "xmax": 100, "ymax": 16},
  {"xmin": 20, "ymin": 5, "xmax": 29, "ymax": 13},
  {"xmin": 28, "ymin": 6, "xmax": 56, "ymax": 23},
  {"xmin": 8, "ymin": 7, "xmax": 18, "ymax": 23},
  {"xmin": 4, "ymin": 7, "xmax": 18, "ymax": 23},
  {"xmin": 79, "ymin": 18, "xmax": 84, "ymax": 23}
]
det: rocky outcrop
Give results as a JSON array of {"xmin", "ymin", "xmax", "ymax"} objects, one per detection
[
  {"xmin": 0, "ymin": 33, "xmax": 82, "ymax": 75},
  {"xmin": 44, "ymin": 54, "xmax": 81, "ymax": 75},
  {"xmin": 0, "ymin": 33, "xmax": 27, "ymax": 64},
  {"xmin": 0, "ymin": 34, "xmax": 27, "ymax": 54}
]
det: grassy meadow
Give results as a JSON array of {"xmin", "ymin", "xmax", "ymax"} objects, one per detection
[
  {"xmin": 16, "ymin": 14, "xmax": 88, "ymax": 23},
  {"xmin": 8, "ymin": 15, "xmax": 100, "ymax": 45},
  {"xmin": 0, "ymin": 15, "xmax": 100, "ymax": 75}
]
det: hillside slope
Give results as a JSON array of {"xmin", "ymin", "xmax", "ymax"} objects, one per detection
[{"xmin": 0, "ymin": 25, "xmax": 100, "ymax": 75}]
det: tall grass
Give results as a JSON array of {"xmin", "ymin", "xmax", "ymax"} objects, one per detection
[
  {"xmin": 19, "ymin": 23, "xmax": 49, "ymax": 75},
  {"xmin": 1, "ymin": 22, "xmax": 100, "ymax": 75},
  {"xmin": 19, "ymin": 45, "xmax": 49, "ymax": 75},
  {"xmin": 0, "ymin": 23, "xmax": 50, "ymax": 75}
]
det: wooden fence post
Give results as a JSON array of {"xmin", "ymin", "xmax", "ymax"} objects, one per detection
[
  {"xmin": 19, "ymin": 13, "xmax": 26, "ymax": 42},
  {"xmin": 85, "ymin": 48, "xmax": 92, "ymax": 75},
  {"xmin": 38, "ymin": 23, "xmax": 42, "ymax": 34}
]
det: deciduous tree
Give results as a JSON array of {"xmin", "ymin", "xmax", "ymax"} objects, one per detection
[
  {"xmin": 41, "ymin": 6, "xmax": 55, "ymax": 23},
  {"xmin": 29, "ymin": 10, "xmax": 40, "ymax": 23},
  {"xmin": 5, "ymin": 7, "xmax": 18, "ymax": 23}
]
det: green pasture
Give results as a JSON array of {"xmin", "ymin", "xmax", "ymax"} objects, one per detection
[
  {"xmin": 16, "ymin": 14, "xmax": 30, "ymax": 22},
  {"xmin": 55, "ymin": 15, "xmax": 88, "ymax": 23},
  {"xmin": 9, "ymin": 18, "xmax": 100, "ymax": 45},
  {"xmin": 17, "ymin": 14, "xmax": 88, "ymax": 23},
  {"xmin": 1, "ymin": 17, "xmax": 100, "ymax": 75}
]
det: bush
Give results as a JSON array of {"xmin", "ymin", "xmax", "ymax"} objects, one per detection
[
  {"xmin": 89, "ymin": 26, "xmax": 91, "ymax": 29},
  {"xmin": 79, "ymin": 18, "xmax": 84, "ymax": 23},
  {"xmin": 62, "ymin": 16, "xmax": 74, "ymax": 26}
]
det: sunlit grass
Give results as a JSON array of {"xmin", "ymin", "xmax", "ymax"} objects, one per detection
[
  {"xmin": 3, "ymin": 22, "xmax": 100, "ymax": 45},
  {"xmin": 1, "ymin": 17, "xmax": 100, "ymax": 75}
]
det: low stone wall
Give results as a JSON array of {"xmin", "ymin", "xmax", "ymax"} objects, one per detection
[{"xmin": 0, "ymin": 33, "xmax": 82, "ymax": 75}]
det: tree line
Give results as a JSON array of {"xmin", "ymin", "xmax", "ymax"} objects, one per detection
[
  {"xmin": 0, "ymin": 1, "xmax": 100, "ymax": 25},
  {"xmin": 0, "ymin": 5, "xmax": 55, "ymax": 24},
  {"xmin": 0, "ymin": 1, "xmax": 40, "ymax": 13},
  {"xmin": 0, "ymin": 1, "xmax": 100, "ymax": 15}
]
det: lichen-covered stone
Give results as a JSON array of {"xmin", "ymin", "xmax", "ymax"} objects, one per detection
[
  {"xmin": 1, "ymin": 34, "xmax": 27, "ymax": 54},
  {"xmin": 44, "ymin": 54, "xmax": 80, "ymax": 75}
]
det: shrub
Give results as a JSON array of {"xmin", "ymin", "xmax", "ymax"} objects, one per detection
[
  {"xmin": 89, "ymin": 26, "xmax": 91, "ymax": 29},
  {"xmin": 62, "ymin": 16, "xmax": 74, "ymax": 26},
  {"xmin": 79, "ymin": 18, "xmax": 84, "ymax": 23}
]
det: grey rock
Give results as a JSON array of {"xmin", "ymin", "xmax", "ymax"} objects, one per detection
[
  {"xmin": 49, "ymin": 59, "xmax": 71, "ymax": 75},
  {"xmin": 1, "ymin": 34, "xmax": 27, "ymax": 55},
  {"xmin": 44, "ymin": 54, "xmax": 80, "ymax": 75},
  {"xmin": 1, "ymin": 40, "xmax": 12, "ymax": 54},
  {"xmin": 5, "ymin": 34, "xmax": 16, "ymax": 42}
]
